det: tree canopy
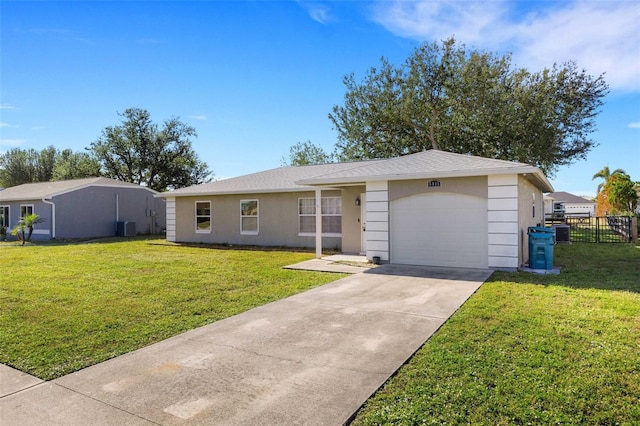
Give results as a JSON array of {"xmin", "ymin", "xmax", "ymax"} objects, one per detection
[
  {"xmin": 281, "ymin": 141, "xmax": 334, "ymax": 167},
  {"xmin": 598, "ymin": 173, "xmax": 638, "ymax": 215},
  {"xmin": 328, "ymin": 37, "xmax": 609, "ymax": 176},
  {"xmin": 0, "ymin": 146, "xmax": 90, "ymax": 188},
  {"xmin": 0, "ymin": 146, "xmax": 55, "ymax": 187},
  {"xmin": 89, "ymin": 108, "xmax": 212, "ymax": 192},
  {"xmin": 592, "ymin": 166, "xmax": 626, "ymax": 194}
]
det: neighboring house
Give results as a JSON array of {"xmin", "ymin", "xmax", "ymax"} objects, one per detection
[
  {"xmin": 0, "ymin": 177, "xmax": 166, "ymax": 240},
  {"xmin": 158, "ymin": 150, "xmax": 553, "ymax": 270},
  {"xmin": 545, "ymin": 191, "xmax": 596, "ymax": 217}
]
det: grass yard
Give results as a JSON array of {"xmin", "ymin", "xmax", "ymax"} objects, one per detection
[
  {"xmin": 0, "ymin": 237, "xmax": 345, "ymax": 380},
  {"xmin": 352, "ymin": 243, "xmax": 640, "ymax": 425}
]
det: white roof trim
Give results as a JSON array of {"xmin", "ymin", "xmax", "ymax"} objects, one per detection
[{"xmin": 155, "ymin": 186, "xmax": 345, "ymax": 198}]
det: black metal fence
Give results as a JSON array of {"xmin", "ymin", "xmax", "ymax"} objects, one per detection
[{"xmin": 562, "ymin": 216, "xmax": 634, "ymax": 243}]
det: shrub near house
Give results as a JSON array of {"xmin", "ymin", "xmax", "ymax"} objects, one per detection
[{"xmin": 10, "ymin": 213, "xmax": 44, "ymax": 244}]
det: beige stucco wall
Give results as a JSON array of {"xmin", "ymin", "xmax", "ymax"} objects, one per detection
[
  {"xmin": 388, "ymin": 176, "xmax": 488, "ymax": 201},
  {"xmin": 518, "ymin": 176, "xmax": 545, "ymax": 266},
  {"xmin": 173, "ymin": 190, "xmax": 344, "ymax": 249}
]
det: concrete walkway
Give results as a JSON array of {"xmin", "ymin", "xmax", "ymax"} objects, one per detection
[
  {"xmin": 284, "ymin": 254, "xmax": 375, "ymax": 274},
  {"xmin": 0, "ymin": 265, "xmax": 491, "ymax": 426}
]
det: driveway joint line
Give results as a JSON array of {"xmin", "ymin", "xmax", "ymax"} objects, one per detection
[
  {"xmin": 0, "ymin": 380, "xmax": 45, "ymax": 399},
  {"xmin": 51, "ymin": 382, "xmax": 163, "ymax": 425}
]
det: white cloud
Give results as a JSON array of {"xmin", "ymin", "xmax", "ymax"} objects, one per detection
[
  {"xmin": 372, "ymin": 1, "xmax": 510, "ymax": 45},
  {"xmin": 371, "ymin": 1, "xmax": 640, "ymax": 92},
  {"xmin": 0, "ymin": 104, "xmax": 17, "ymax": 110},
  {"xmin": 297, "ymin": 1, "xmax": 333, "ymax": 24},
  {"xmin": 189, "ymin": 115, "xmax": 207, "ymax": 121},
  {"xmin": 629, "ymin": 122, "xmax": 640, "ymax": 128}
]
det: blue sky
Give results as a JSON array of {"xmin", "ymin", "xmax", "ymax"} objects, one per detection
[{"xmin": 1, "ymin": 0, "xmax": 638, "ymax": 196}]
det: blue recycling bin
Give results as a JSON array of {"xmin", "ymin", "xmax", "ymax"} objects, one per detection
[{"xmin": 528, "ymin": 227, "xmax": 555, "ymax": 270}]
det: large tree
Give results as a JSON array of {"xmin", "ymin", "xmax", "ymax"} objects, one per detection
[
  {"xmin": 89, "ymin": 108, "xmax": 212, "ymax": 192},
  {"xmin": 601, "ymin": 173, "xmax": 638, "ymax": 214},
  {"xmin": 281, "ymin": 141, "xmax": 334, "ymax": 166},
  {"xmin": 592, "ymin": 166, "xmax": 626, "ymax": 194},
  {"xmin": 329, "ymin": 37, "xmax": 609, "ymax": 176},
  {"xmin": 0, "ymin": 146, "xmax": 58, "ymax": 187},
  {"xmin": 52, "ymin": 149, "xmax": 102, "ymax": 181}
]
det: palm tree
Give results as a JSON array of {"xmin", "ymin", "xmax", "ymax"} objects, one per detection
[
  {"xmin": 592, "ymin": 166, "xmax": 626, "ymax": 194},
  {"xmin": 10, "ymin": 213, "xmax": 45, "ymax": 245}
]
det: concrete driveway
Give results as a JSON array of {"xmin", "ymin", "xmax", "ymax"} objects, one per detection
[{"xmin": 0, "ymin": 264, "xmax": 491, "ymax": 425}]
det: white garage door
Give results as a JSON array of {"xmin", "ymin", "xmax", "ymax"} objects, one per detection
[{"xmin": 390, "ymin": 193, "xmax": 488, "ymax": 269}]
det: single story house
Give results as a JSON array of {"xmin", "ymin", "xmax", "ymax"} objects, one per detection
[
  {"xmin": 158, "ymin": 150, "xmax": 553, "ymax": 270},
  {"xmin": 544, "ymin": 191, "xmax": 596, "ymax": 217},
  {"xmin": 0, "ymin": 177, "xmax": 166, "ymax": 240}
]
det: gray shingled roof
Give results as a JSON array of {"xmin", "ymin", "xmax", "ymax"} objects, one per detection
[
  {"xmin": 160, "ymin": 160, "xmax": 387, "ymax": 197},
  {"xmin": 547, "ymin": 191, "xmax": 595, "ymax": 204},
  {"xmin": 159, "ymin": 150, "xmax": 553, "ymax": 198},
  {"xmin": 298, "ymin": 150, "xmax": 545, "ymax": 184},
  {"xmin": 0, "ymin": 177, "xmax": 155, "ymax": 202}
]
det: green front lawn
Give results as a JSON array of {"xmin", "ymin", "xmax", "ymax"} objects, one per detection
[
  {"xmin": 353, "ymin": 243, "xmax": 640, "ymax": 425},
  {"xmin": 2, "ymin": 237, "xmax": 638, "ymax": 423},
  {"xmin": 0, "ymin": 237, "xmax": 344, "ymax": 380}
]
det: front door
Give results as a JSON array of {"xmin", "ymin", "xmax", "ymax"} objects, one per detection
[{"xmin": 360, "ymin": 192, "xmax": 366, "ymax": 254}]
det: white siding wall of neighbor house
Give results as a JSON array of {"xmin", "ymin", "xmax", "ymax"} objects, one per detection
[
  {"xmin": 563, "ymin": 203, "xmax": 595, "ymax": 216},
  {"xmin": 166, "ymin": 197, "xmax": 176, "ymax": 242},
  {"xmin": 488, "ymin": 174, "xmax": 519, "ymax": 269},
  {"xmin": 365, "ymin": 181, "xmax": 389, "ymax": 262}
]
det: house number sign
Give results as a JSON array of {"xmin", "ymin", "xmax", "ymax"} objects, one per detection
[{"xmin": 428, "ymin": 180, "xmax": 441, "ymax": 187}]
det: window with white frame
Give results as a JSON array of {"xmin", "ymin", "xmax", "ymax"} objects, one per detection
[
  {"xmin": 20, "ymin": 204, "xmax": 34, "ymax": 218},
  {"xmin": 299, "ymin": 198, "xmax": 316, "ymax": 234},
  {"xmin": 195, "ymin": 201, "xmax": 211, "ymax": 233},
  {"xmin": 298, "ymin": 197, "xmax": 342, "ymax": 236},
  {"xmin": 0, "ymin": 205, "xmax": 9, "ymax": 228},
  {"xmin": 240, "ymin": 199, "xmax": 259, "ymax": 235},
  {"xmin": 321, "ymin": 197, "xmax": 342, "ymax": 234}
]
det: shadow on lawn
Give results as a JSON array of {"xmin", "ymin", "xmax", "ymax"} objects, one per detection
[
  {"xmin": 1, "ymin": 235, "xmax": 340, "ymax": 257},
  {"xmin": 0, "ymin": 234, "xmax": 163, "ymax": 247},
  {"xmin": 491, "ymin": 243, "xmax": 640, "ymax": 294},
  {"xmin": 146, "ymin": 241, "xmax": 326, "ymax": 254}
]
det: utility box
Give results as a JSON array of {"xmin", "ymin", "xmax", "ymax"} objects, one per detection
[
  {"xmin": 116, "ymin": 221, "xmax": 136, "ymax": 237},
  {"xmin": 552, "ymin": 224, "xmax": 570, "ymax": 243},
  {"xmin": 528, "ymin": 226, "xmax": 555, "ymax": 270}
]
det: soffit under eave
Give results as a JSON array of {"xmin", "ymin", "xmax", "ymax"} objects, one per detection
[{"xmin": 522, "ymin": 172, "xmax": 554, "ymax": 193}]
